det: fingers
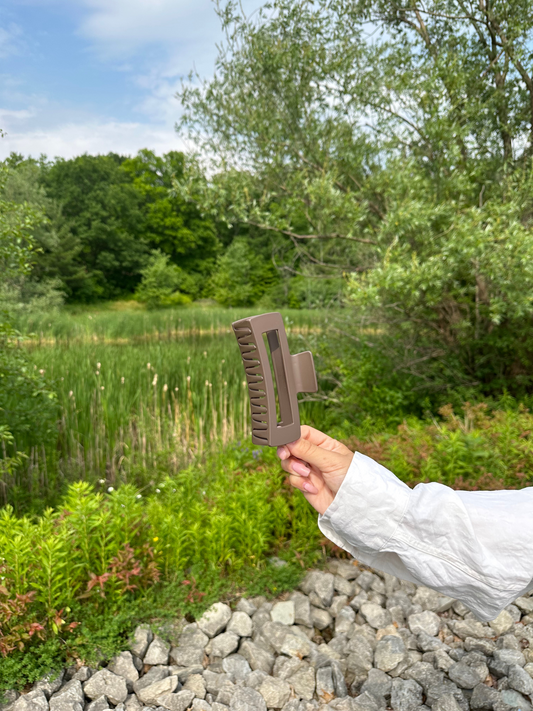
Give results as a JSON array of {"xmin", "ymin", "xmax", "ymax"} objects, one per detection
[
  {"xmin": 289, "ymin": 474, "xmax": 318, "ymax": 495},
  {"xmin": 300, "ymin": 425, "xmax": 353, "ymax": 456},
  {"xmin": 284, "ymin": 435, "xmax": 348, "ymax": 473}
]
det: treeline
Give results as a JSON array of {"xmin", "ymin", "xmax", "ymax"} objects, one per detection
[{"xmin": 0, "ymin": 150, "xmax": 340, "ymax": 310}]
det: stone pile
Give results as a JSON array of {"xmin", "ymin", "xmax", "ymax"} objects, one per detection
[{"xmin": 3, "ymin": 558, "xmax": 533, "ymax": 711}]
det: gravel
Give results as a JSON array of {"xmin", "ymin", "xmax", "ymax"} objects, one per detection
[{"xmin": 5, "ymin": 556, "xmax": 533, "ymax": 711}]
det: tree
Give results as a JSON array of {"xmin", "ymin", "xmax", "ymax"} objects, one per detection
[
  {"xmin": 177, "ymin": 0, "xmax": 533, "ymax": 405},
  {"xmin": 134, "ymin": 251, "xmax": 193, "ymax": 309}
]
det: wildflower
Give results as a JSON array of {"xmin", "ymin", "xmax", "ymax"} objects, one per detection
[
  {"xmin": 155, "ymin": 488, "xmax": 161, "ymax": 493},
  {"xmin": 101, "ymin": 386, "xmax": 104, "ymax": 390},
  {"xmin": 99, "ymin": 479, "xmax": 105, "ymax": 484},
  {"xmin": 107, "ymin": 486, "xmax": 114, "ymax": 493},
  {"xmin": 187, "ymin": 356, "xmax": 191, "ymax": 364},
  {"xmin": 221, "ymin": 359, "xmax": 225, "ymax": 364},
  {"xmin": 153, "ymin": 537, "xmax": 159, "ymax": 542},
  {"xmin": 69, "ymin": 390, "xmax": 73, "ymax": 397},
  {"xmin": 39, "ymin": 369, "xmax": 45, "ymax": 375},
  {"xmin": 34, "ymin": 365, "xmax": 37, "ymax": 369},
  {"xmin": 96, "ymin": 370, "xmax": 100, "ymax": 376},
  {"xmin": 97, "ymin": 362, "xmax": 101, "ymax": 369},
  {"xmin": 61, "ymin": 377, "xmax": 64, "ymax": 381},
  {"xmin": 147, "ymin": 362, "xmax": 151, "ymax": 369},
  {"xmin": 121, "ymin": 377, "xmax": 125, "ymax": 384},
  {"xmin": 224, "ymin": 381, "xmax": 227, "ymax": 386},
  {"xmin": 203, "ymin": 351, "xmax": 207, "ymax": 358},
  {"xmin": 174, "ymin": 386, "xmax": 178, "ymax": 391},
  {"xmin": 205, "ymin": 380, "xmax": 209, "ymax": 387},
  {"xmin": 187, "ymin": 375, "xmax": 191, "ymax": 383},
  {"xmin": 88, "ymin": 315, "xmax": 92, "ymax": 320},
  {"xmin": 136, "ymin": 494, "xmax": 142, "ymax": 499},
  {"xmin": 163, "ymin": 383, "xmax": 168, "ymax": 392},
  {"xmin": 152, "ymin": 374, "xmax": 158, "ymax": 387}
]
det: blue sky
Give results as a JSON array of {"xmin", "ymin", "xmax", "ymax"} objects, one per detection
[{"xmin": 0, "ymin": 0, "xmax": 261, "ymax": 159}]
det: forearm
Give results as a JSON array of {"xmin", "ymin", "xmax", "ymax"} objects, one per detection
[{"xmin": 318, "ymin": 452, "xmax": 533, "ymax": 621}]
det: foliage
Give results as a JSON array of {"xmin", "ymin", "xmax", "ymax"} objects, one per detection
[
  {"xmin": 347, "ymin": 402, "xmax": 533, "ymax": 490},
  {"xmin": 134, "ymin": 251, "xmax": 193, "ymax": 308},
  {"xmin": 0, "ymin": 445, "xmax": 321, "ymax": 687},
  {"xmin": 177, "ymin": 0, "xmax": 533, "ymax": 402},
  {"xmin": 211, "ymin": 237, "xmax": 279, "ymax": 307}
]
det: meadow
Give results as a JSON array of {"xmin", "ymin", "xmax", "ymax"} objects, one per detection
[{"xmin": 8, "ymin": 305, "xmax": 327, "ymax": 510}]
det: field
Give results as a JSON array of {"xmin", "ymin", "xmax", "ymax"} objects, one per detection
[{"xmin": 10, "ymin": 305, "xmax": 327, "ymax": 509}]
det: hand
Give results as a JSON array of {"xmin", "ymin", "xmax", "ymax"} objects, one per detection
[{"xmin": 277, "ymin": 425, "xmax": 354, "ymax": 515}]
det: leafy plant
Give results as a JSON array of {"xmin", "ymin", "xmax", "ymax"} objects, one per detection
[{"xmin": 134, "ymin": 251, "xmax": 193, "ymax": 308}]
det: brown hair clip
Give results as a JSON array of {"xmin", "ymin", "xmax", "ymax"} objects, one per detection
[{"xmin": 232, "ymin": 312, "xmax": 318, "ymax": 446}]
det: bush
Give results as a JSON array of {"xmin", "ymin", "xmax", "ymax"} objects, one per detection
[{"xmin": 134, "ymin": 251, "xmax": 193, "ymax": 309}]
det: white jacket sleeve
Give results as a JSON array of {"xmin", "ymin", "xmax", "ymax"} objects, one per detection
[{"xmin": 317, "ymin": 451, "xmax": 533, "ymax": 622}]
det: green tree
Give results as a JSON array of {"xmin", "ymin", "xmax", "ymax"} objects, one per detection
[
  {"xmin": 178, "ymin": 0, "xmax": 533, "ymax": 405},
  {"xmin": 134, "ymin": 251, "xmax": 193, "ymax": 309},
  {"xmin": 122, "ymin": 150, "xmax": 220, "ymax": 285},
  {"xmin": 41, "ymin": 154, "xmax": 150, "ymax": 301}
]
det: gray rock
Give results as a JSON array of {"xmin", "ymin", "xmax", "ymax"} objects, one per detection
[
  {"xmin": 290, "ymin": 592, "xmax": 313, "ymax": 628},
  {"xmin": 50, "ymin": 680, "xmax": 84, "ymax": 710},
  {"xmin": 179, "ymin": 625, "xmax": 210, "ymax": 649},
  {"xmin": 239, "ymin": 640, "xmax": 275, "ymax": 674},
  {"xmin": 464, "ymin": 638, "xmax": 496, "ymax": 655},
  {"xmin": 158, "ymin": 690, "xmax": 196, "ymax": 711},
  {"xmin": 331, "ymin": 660, "xmax": 348, "ymax": 697},
  {"xmin": 86, "ymin": 697, "xmax": 110, "ymax": 711},
  {"xmin": 508, "ymin": 663, "xmax": 533, "ymax": 695},
  {"xmin": 316, "ymin": 667, "xmax": 335, "ymax": 703},
  {"xmin": 352, "ymin": 691, "xmax": 381, "ymax": 710},
  {"xmin": 515, "ymin": 597, "xmax": 533, "ymax": 615},
  {"xmin": 33, "ymin": 670, "xmax": 66, "ymax": 698},
  {"xmin": 300, "ymin": 571, "xmax": 335, "ymax": 608},
  {"xmin": 452, "ymin": 619, "xmax": 492, "ymax": 640},
  {"xmin": 431, "ymin": 695, "xmax": 464, "ymax": 711},
  {"xmin": 408, "ymin": 611, "xmax": 441, "ymax": 637},
  {"xmin": 310, "ymin": 606, "xmax": 332, "ymax": 630},
  {"xmin": 374, "ymin": 635, "xmax": 406, "ymax": 672},
  {"xmin": 130, "ymin": 624, "xmax": 153, "ymax": 659},
  {"xmin": 108, "ymin": 651, "xmax": 139, "ymax": 682},
  {"xmin": 203, "ymin": 671, "xmax": 233, "ymax": 695},
  {"xmin": 280, "ymin": 633, "xmax": 311, "ymax": 659},
  {"xmin": 183, "ymin": 673, "xmax": 206, "ymax": 699},
  {"xmin": 198, "ymin": 603, "xmax": 232, "ymax": 638},
  {"xmin": 209, "ymin": 632, "xmax": 240, "ymax": 659},
  {"xmin": 257, "ymin": 677, "xmax": 291, "ymax": 708},
  {"xmin": 175, "ymin": 665, "xmax": 205, "ymax": 682},
  {"xmin": 360, "ymin": 603, "xmax": 392, "ymax": 630},
  {"xmin": 229, "ymin": 687, "xmax": 267, "ymax": 711},
  {"xmin": 469, "ymin": 683, "xmax": 501, "ymax": 710},
  {"xmin": 137, "ymin": 676, "xmax": 179, "ymax": 705},
  {"xmin": 133, "ymin": 665, "xmax": 169, "ymax": 694},
  {"xmin": 226, "ymin": 612, "xmax": 252, "ymax": 638},
  {"xmin": 390, "ymin": 679, "xmax": 423, "ymax": 711},
  {"xmin": 216, "ymin": 680, "xmax": 236, "ymax": 705},
  {"xmin": 47, "ymin": 701, "xmax": 82, "ymax": 711},
  {"xmin": 125, "ymin": 695, "xmax": 144, "ymax": 711},
  {"xmin": 500, "ymin": 689, "xmax": 533, "ymax": 710},
  {"xmin": 327, "ymin": 698, "xmax": 355, "ymax": 711},
  {"xmin": 334, "ymin": 575, "xmax": 355, "ymax": 597},
  {"xmin": 494, "ymin": 648, "xmax": 526, "ymax": 667},
  {"xmin": 416, "ymin": 632, "xmax": 448, "ymax": 653},
  {"xmin": 171, "ymin": 645, "xmax": 205, "ymax": 666},
  {"xmin": 191, "ymin": 701, "xmax": 212, "ymax": 711},
  {"xmin": 144, "ymin": 636, "xmax": 171, "ymax": 665},
  {"xmin": 448, "ymin": 660, "xmax": 489, "ymax": 689},
  {"xmin": 361, "ymin": 669, "xmax": 392, "ymax": 699},
  {"xmin": 287, "ymin": 666, "xmax": 316, "ymax": 700},
  {"xmin": 236, "ymin": 598, "xmax": 257, "ymax": 616},
  {"xmin": 346, "ymin": 636, "xmax": 374, "ymax": 674},
  {"xmin": 330, "ymin": 595, "xmax": 350, "ymax": 619},
  {"xmin": 84, "ymin": 670, "xmax": 129, "ymax": 706},
  {"xmin": 12, "ymin": 692, "xmax": 49, "ymax": 711},
  {"xmin": 489, "ymin": 610, "xmax": 515, "ymax": 636},
  {"xmin": 271, "ymin": 601, "xmax": 295, "ymax": 626},
  {"xmin": 222, "ymin": 654, "xmax": 251, "ymax": 681}
]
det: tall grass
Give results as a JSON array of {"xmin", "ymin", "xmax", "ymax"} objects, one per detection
[{"xmin": 7, "ymin": 307, "xmax": 326, "ymax": 509}]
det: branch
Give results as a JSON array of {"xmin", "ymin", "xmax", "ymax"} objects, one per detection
[{"xmin": 245, "ymin": 220, "xmax": 377, "ymax": 244}]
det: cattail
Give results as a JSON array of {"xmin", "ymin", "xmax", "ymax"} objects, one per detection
[
  {"xmin": 96, "ymin": 370, "xmax": 100, "ymax": 376},
  {"xmin": 163, "ymin": 383, "xmax": 168, "ymax": 392},
  {"xmin": 147, "ymin": 362, "xmax": 151, "ymax": 369},
  {"xmin": 101, "ymin": 386, "xmax": 105, "ymax": 390},
  {"xmin": 39, "ymin": 369, "xmax": 45, "ymax": 375},
  {"xmin": 121, "ymin": 377, "xmax": 125, "ymax": 384},
  {"xmin": 152, "ymin": 374, "xmax": 158, "ymax": 386},
  {"xmin": 69, "ymin": 390, "xmax": 73, "ymax": 397},
  {"xmin": 97, "ymin": 362, "xmax": 101, "ymax": 369}
]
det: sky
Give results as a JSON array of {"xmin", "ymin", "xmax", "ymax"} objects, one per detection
[{"xmin": 0, "ymin": 0, "xmax": 262, "ymax": 160}]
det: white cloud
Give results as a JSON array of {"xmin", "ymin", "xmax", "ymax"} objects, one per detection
[
  {"xmin": 0, "ymin": 23, "xmax": 24, "ymax": 58},
  {"xmin": 0, "ymin": 119, "xmax": 187, "ymax": 160}
]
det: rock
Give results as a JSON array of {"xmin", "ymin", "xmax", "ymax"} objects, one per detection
[
  {"xmin": 408, "ymin": 611, "xmax": 441, "ymax": 637},
  {"xmin": 448, "ymin": 659, "xmax": 489, "ymax": 690},
  {"xmin": 244, "ymin": 669, "xmax": 268, "ymax": 689},
  {"xmin": 330, "ymin": 595, "xmax": 350, "ymax": 618},
  {"xmin": 13, "ymin": 692, "xmax": 49, "ymax": 711},
  {"xmin": 334, "ymin": 575, "xmax": 355, "ymax": 597},
  {"xmin": 271, "ymin": 601, "xmax": 295, "ymax": 626},
  {"xmin": 464, "ymin": 638, "xmax": 496, "ymax": 655},
  {"xmin": 133, "ymin": 666, "xmax": 168, "ymax": 695},
  {"xmin": 198, "ymin": 603, "xmax": 233, "ymax": 638},
  {"xmin": 171, "ymin": 645, "xmax": 205, "ymax": 666},
  {"xmin": 226, "ymin": 612, "xmax": 252, "ymax": 638},
  {"xmin": 179, "ymin": 624, "xmax": 210, "ymax": 649},
  {"xmin": 494, "ymin": 648, "xmax": 526, "ymax": 667},
  {"xmin": 34, "ymin": 670, "xmax": 66, "ymax": 698},
  {"xmin": 137, "ymin": 676, "xmax": 179, "ymax": 705},
  {"xmin": 86, "ymin": 697, "xmax": 110, "ymax": 711},
  {"xmin": 290, "ymin": 592, "xmax": 313, "ymax": 628},
  {"xmin": 108, "ymin": 651, "xmax": 139, "ymax": 683},
  {"xmin": 287, "ymin": 666, "xmax": 316, "ymax": 700},
  {"xmin": 158, "ymin": 690, "xmax": 196, "ymax": 711},
  {"xmin": 183, "ymin": 673, "xmax": 206, "ymax": 699},
  {"xmin": 360, "ymin": 603, "xmax": 392, "ymax": 630},
  {"xmin": 144, "ymin": 635, "xmax": 171, "ymax": 665},
  {"xmin": 316, "ymin": 667, "xmax": 335, "ymax": 703},
  {"xmin": 508, "ymin": 663, "xmax": 533, "ymax": 695},
  {"xmin": 500, "ymin": 689, "xmax": 533, "ymax": 710},
  {"xmin": 50, "ymin": 680, "xmax": 85, "ymax": 710},
  {"xmin": 489, "ymin": 610, "xmax": 515, "ymax": 636},
  {"xmin": 331, "ymin": 661, "xmax": 347, "ymax": 697},
  {"xmin": 236, "ymin": 598, "xmax": 257, "ymax": 616},
  {"xmin": 222, "ymin": 654, "xmax": 251, "ymax": 681},
  {"xmin": 84, "ymin": 671, "xmax": 129, "ymax": 706},
  {"xmin": 209, "ymin": 632, "xmax": 240, "ymax": 659},
  {"xmin": 130, "ymin": 625, "xmax": 153, "ymax": 659},
  {"xmin": 125, "ymin": 695, "xmax": 143, "ymax": 711},
  {"xmin": 191, "ymin": 701, "xmax": 212, "ymax": 711},
  {"xmin": 229, "ymin": 686, "xmax": 267, "ymax": 711},
  {"xmin": 346, "ymin": 636, "xmax": 374, "ymax": 674},
  {"xmin": 431, "ymin": 695, "xmax": 464, "ymax": 711},
  {"xmin": 390, "ymin": 679, "xmax": 423, "ymax": 711},
  {"xmin": 452, "ymin": 619, "xmax": 492, "ymax": 640},
  {"xmin": 515, "ymin": 597, "xmax": 533, "ymax": 615},
  {"xmin": 176, "ymin": 665, "xmax": 205, "ymax": 683},
  {"xmin": 238, "ymin": 640, "xmax": 275, "ymax": 674},
  {"xmin": 203, "ymin": 670, "xmax": 233, "ymax": 695},
  {"xmin": 310, "ymin": 606, "xmax": 332, "ymax": 630},
  {"xmin": 374, "ymin": 635, "xmax": 407, "ymax": 672},
  {"xmin": 300, "ymin": 571, "xmax": 335, "ymax": 608},
  {"xmin": 361, "ymin": 669, "xmax": 392, "ymax": 699},
  {"xmin": 280, "ymin": 633, "xmax": 311, "ymax": 659},
  {"xmin": 469, "ymin": 683, "xmax": 501, "ymax": 710},
  {"xmin": 352, "ymin": 691, "xmax": 381, "ymax": 711},
  {"xmin": 48, "ymin": 701, "xmax": 83, "ymax": 711},
  {"xmin": 525, "ymin": 662, "xmax": 533, "ymax": 678},
  {"xmin": 257, "ymin": 677, "xmax": 291, "ymax": 708}
]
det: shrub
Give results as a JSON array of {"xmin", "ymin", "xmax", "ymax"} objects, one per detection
[{"xmin": 134, "ymin": 251, "xmax": 193, "ymax": 309}]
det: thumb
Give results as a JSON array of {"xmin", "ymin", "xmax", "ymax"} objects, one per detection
[{"xmin": 286, "ymin": 436, "xmax": 348, "ymax": 472}]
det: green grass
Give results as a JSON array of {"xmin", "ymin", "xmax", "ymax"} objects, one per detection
[{"xmin": 6, "ymin": 306, "xmax": 326, "ymax": 509}]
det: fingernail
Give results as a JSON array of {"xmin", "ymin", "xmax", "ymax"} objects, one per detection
[
  {"xmin": 303, "ymin": 481, "xmax": 318, "ymax": 494},
  {"xmin": 277, "ymin": 446, "xmax": 289, "ymax": 460},
  {"xmin": 293, "ymin": 461, "xmax": 310, "ymax": 477}
]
